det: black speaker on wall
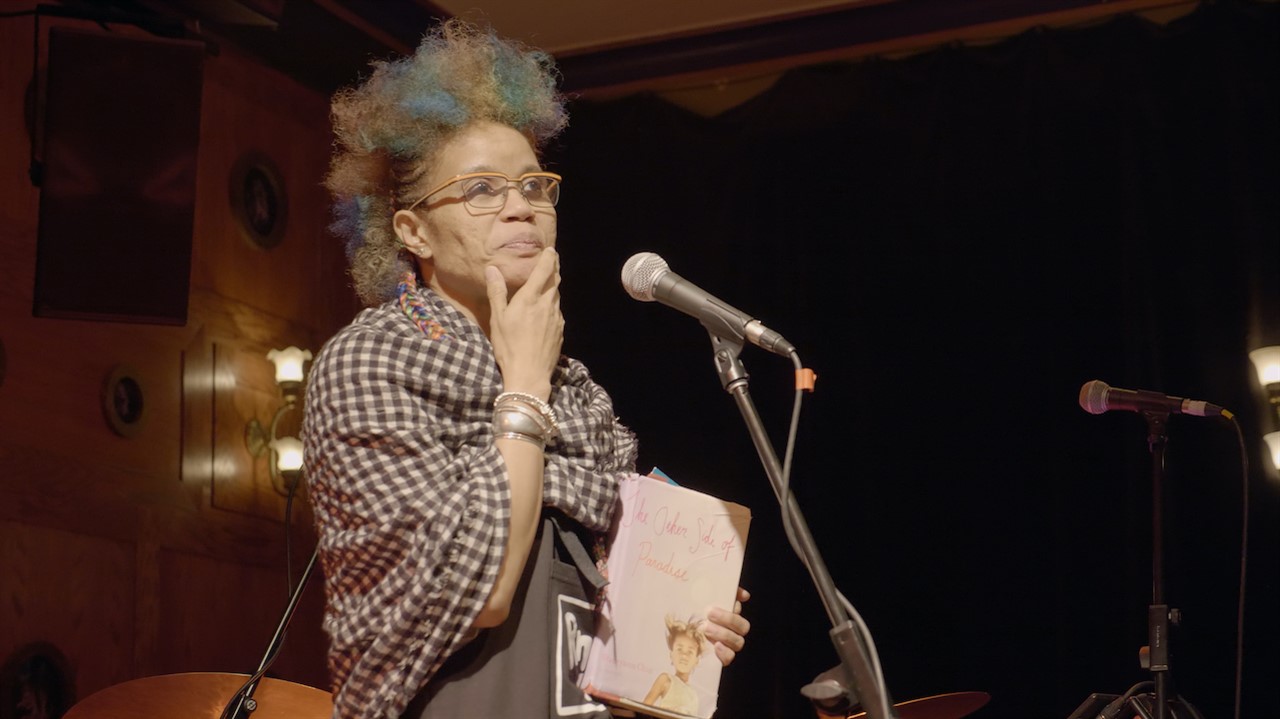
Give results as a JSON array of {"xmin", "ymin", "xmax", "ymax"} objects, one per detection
[{"xmin": 33, "ymin": 27, "xmax": 204, "ymax": 325}]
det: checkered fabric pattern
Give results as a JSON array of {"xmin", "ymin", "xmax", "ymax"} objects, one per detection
[{"xmin": 303, "ymin": 285, "xmax": 638, "ymax": 719}]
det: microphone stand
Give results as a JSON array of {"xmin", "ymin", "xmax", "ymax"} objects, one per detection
[
  {"xmin": 221, "ymin": 547, "xmax": 320, "ymax": 719},
  {"xmin": 1067, "ymin": 411, "xmax": 1207, "ymax": 719},
  {"xmin": 1143, "ymin": 411, "xmax": 1175, "ymax": 719},
  {"xmin": 706, "ymin": 332, "xmax": 896, "ymax": 719}
]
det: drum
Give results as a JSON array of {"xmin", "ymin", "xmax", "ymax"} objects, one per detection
[
  {"xmin": 63, "ymin": 672, "xmax": 333, "ymax": 719},
  {"xmin": 845, "ymin": 691, "xmax": 990, "ymax": 719}
]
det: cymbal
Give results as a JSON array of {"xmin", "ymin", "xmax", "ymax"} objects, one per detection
[
  {"xmin": 847, "ymin": 691, "xmax": 991, "ymax": 719},
  {"xmin": 63, "ymin": 672, "xmax": 333, "ymax": 719}
]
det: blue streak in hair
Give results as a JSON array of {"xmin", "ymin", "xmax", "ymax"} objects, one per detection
[
  {"xmin": 330, "ymin": 196, "xmax": 369, "ymax": 262},
  {"xmin": 401, "ymin": 91, "xmax": 468, "ymax": 127},
  {"xmin": 492, "ymin": 46, "xmax": 527, "ymax": 113}
]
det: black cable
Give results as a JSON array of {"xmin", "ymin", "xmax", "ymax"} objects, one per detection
[
  {"xmin": 777, "ymin": 351, "xmax": 808, "ymax": 566},
  {"xmin": 1176, "ymin": 693, "xmax": 1206, "ymax": 719},
  {"xmin": 776, "ymin": 352, "xmax": 893, "ymax": 719},
  {"xmin": 1098, "ymin": 681, "xmax": 1153, "ymax": 719},
  {"xmin": 283, "ymin": 470, "xmax": 303, "ymax": 601}
]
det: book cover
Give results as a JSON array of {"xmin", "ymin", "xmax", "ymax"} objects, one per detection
[{"xmin": 581, "ymin": 471, "xmax": 751, "ymax": 719}]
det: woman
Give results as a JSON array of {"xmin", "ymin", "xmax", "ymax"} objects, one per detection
[{"xmin": 304, "ymin": 20, "xmax": 749, "ymax": 719}]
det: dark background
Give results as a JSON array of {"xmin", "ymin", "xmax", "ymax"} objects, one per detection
[{"xmin": 550, "ymin": 3, "xmax": 1278, "ymax": 718}]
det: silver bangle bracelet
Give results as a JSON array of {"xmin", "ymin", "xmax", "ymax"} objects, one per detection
[
  {"xmin": 498, "ymin": 400, "xmax": 554, "ymax": 435},
  {"xmin": 494, "ymin": 391, "xmax": 558, "ymax": 427},
  {"xmin": 493, "ymin": 408, "xmax": 549, "ymax": 445},
  {"xmin": 494, "ymin": 431, "xmax": 545, "ymax": 450}
]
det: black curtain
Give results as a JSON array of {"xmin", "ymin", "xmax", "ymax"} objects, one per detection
[{"xmin": 550, "ymin": 3, "xmax": 1279, "ymax": 718}]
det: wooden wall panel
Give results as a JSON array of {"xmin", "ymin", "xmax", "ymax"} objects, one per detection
[
  {"xmin": 0, "ymin": 446, "xmax": 311, "ymax": 578},
  {"xmin": 0, "ymin": 521, "xmax": 135, "ymax": 703},
  {"xmin": 0, "ymin": 6, "xmax": 191, "ymax": 486},
  {"xmin": 190, "ymin": 42, "xmax": 355, "ymax": 335},
  {"xmin": 154, "ymin": 546, "xmax": 327, "ymax": 686},
  {"xmin": 0, "ymin": 1, "xmax": 350, "ymax": 706},
  {"xmin": 0, "ymin": 318, "xmax": 187, "ymax": 479}
]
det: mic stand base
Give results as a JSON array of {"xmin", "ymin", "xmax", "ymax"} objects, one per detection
[
  {"xmin": 1066, "ymin": 690, "xmax": 1203, "ymax": 719},
  {"xmin": 1126, "ymin": 694, "xmax": 1203, "ymax": 719}
]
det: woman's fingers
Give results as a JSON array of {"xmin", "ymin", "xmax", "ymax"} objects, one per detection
[
  {"xmin": 703, "ymin": 589, "xmax": 751, "ymax": 667},
  {"xmin": 488, "ymin": 249, "xmax": 564, "ymax": 395},
  {"xmin": 484, "ymin": 265, "xmax": 509, "ymax": 311}
]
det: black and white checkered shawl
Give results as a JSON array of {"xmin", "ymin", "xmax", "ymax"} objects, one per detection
[{"xmin": 303, "ymin": 286, "xmax": 637, "ymax": 719}]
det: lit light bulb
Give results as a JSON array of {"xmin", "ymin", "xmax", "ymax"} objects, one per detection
[
  {"xmin": 267, "ymin": 347, "xmax": 313, "ymax": 384},
  {"xmin": 271, "ymin": 436, "xmax": 304, "ymax": 472},
  {"xmin": 1263, "ymin": 432, "xmax": 1280, "ymax": 472},
  {"xmin": 1248, "ymin": 346, "xmax": 1280, "ymax": 388}
]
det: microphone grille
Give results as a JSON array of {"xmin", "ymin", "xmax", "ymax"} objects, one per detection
[
  {"xmin": 621, "ymin": 252, "xmax": 668, "ymax": 301},
  {"xmin": 1079, "ymin": 380, "xmax": 1110, "ymax": 414}
]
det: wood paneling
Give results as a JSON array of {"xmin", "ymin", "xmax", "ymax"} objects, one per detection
[
  {"xmin": 0, "ymin": 0, "xmax": 358, "ymax": 707},
  {"xmin": 190, "ymin": 40, "xmax": 347, "ymax": 330},
  {"xmin": 155, "ymin": 546, "xmax": 327, "ymax": 683},
  {"xmin": 0, "ymin": 521, "xmax": 135, "ymax": 701}
]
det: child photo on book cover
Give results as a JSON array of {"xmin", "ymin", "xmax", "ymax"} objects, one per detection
[{"xmin": 641, "ymin": 614, "xmax": 709, "ymax": 715}]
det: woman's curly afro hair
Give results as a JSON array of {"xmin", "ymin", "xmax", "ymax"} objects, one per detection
[{"xmin": 325, "ymin": 19, "xmax": 568, "ymax": 306}]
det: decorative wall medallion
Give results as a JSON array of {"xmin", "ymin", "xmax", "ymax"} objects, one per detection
[
  {"xmin": 229, "ymin": 150, "xmax": 288, "ymax": 250},
  {"xmin": 101, "ymin": 365, "xmax": 146, "ymax": 438}
]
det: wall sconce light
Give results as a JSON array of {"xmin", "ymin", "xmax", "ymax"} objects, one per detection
[
  {"xmin": 246, "ymin": 346, "xmax": 312, "ymax": 494},
  {"xmin": 1247, "ymin": 346, "xmax": 1280, "ymax": 471}
]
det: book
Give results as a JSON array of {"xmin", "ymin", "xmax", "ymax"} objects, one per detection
[{"xmin": 581, "ymin": 471, "xmax": 751, "ymax": 719}]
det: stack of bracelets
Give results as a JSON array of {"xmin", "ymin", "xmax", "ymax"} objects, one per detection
[{"xmin": 492, "ymin": 391, "xmax": 560, "ymax": 450}]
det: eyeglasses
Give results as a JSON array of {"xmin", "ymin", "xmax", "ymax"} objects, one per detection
[{"xmin": 406, "ymin": 171, "xmax": 562, "ymax": 211}]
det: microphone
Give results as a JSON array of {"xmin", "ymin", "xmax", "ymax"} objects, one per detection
[
  {"xmin": 621, "ymin": 252, "xmax": 796, "ymax": 356},
  {"xmin": 1078, "ymin": 380, "xmax": 1231, "ymax": 418}
]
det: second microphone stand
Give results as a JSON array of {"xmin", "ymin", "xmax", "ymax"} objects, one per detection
[
  {"xmin": 1136, "ymin": 411, "xmax": 1205, "ymax": 719},
  {"xmin": 1073, "ymin": 411, "xmax": 1202, "ymax": 719},
  {"xmin": 1146, "ymin": 411, "xmax": 1175, "ymax": 719},
  {"xmin": 707, "ymin": 332, "xmax": 896, "ymax": 719}
]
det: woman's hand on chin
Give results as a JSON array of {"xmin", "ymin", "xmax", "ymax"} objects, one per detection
[{"xmin": 486, "ymin": 248, "xmax": 563, "ymax": 399}]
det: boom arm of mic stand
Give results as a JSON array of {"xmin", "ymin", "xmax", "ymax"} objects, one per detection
[
  {"xmin": 708, "ymin": 333, "xmax": 896, "ymax": 719},
  {"xmin": 224, "ymin": 546, "xmax": 320, "ymax": 719}
]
